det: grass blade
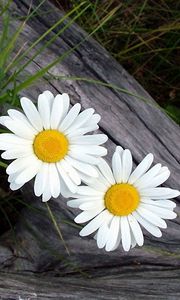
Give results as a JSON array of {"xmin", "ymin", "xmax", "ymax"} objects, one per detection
[
  {"xmin": 5, "ymin": 1, "xmax": 88, "ymax": 73},
  {"xmin": 14, "ymin": 5, "xmax": 118, "ymax": 93},
  {"xmin": 46, "ymin": 203, "xmax": 70, "ymax": 256},
  {"xmin": 0, "ymin": 0, "xmax": 46, "ymax": 69}
]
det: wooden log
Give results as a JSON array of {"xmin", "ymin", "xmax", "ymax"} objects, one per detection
[
  {"xmin": 0, "ymin": 0, "xmax": 179, "ymax": 298},
  {"xmin": 0, "ymin": 269, "xmax": 180, "ymax": 300}
]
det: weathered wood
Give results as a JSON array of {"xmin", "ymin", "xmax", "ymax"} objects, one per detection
[
  {"xmin": 0, "ymin": 0, "xmax": 179, "ymax": 298},
  {"xmin": 0, "ymin": 269, "xmax": 180, "ymax": 300}
]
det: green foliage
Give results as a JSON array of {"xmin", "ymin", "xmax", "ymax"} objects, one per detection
[
  {"xmin": 0, "ymin": 1, "xmax": 95, "ymax": 103},
  {"xmin": 67, "ymin": 0, "xmax": 180, "ymax": 124},
  {"xmin": 165, "ymin": 104, "xmax": 180, "ymax": 124}
]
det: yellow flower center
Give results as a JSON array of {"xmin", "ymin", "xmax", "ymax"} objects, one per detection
[
  {"xmin": 33, "ymin": 130, "xmax": 69, "ymax": 163},
  {"xmin": 104, "ymin": 183, "xmax": 140, "ymax": 216}
]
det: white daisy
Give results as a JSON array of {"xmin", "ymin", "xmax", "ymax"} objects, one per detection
[
  {"xmin": 68, "ymin": 146, "xmax": 179, "ymax": 252},
  {"xmin": 0, "ymin": 90, "xmax": 108, "ymax": 201}
]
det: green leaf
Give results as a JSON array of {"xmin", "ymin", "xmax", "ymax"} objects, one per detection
[
  {"xmin": 164, "ymin": 105, "xmax": 180, "ymax": 124},
  {"xmin": 0, "ymin": 0, "xmax": 46, "ymax": 69}
]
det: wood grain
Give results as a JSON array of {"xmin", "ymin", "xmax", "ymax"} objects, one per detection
[
  {"xmin": 0, "ymin": 0, "xmax": 179, "ymax": 299},
  {"xmin": 0, "ymin": 269, "xmax": 180, "ymax": 300}
]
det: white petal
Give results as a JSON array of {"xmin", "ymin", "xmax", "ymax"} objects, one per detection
[
  {"xmin": 87, "ymin": 114, "xmax": 101, "ymax": 127},
  {"xmin": 75, "ymin": 186, "xmax": 103, "ymax": 196},
  {"xmin": 140, "ymin": 187, "xmax": 180, "ymax": 199},
  {"xmin": 3, "ymin": 119, "xmax": 36, "ymax": 140},
  {"xmin": 65, "ymin": 156, "xmax": 98, "ymax": 177},
  {"xmin": 130, "ymin": 229, "xmax": 137, "ymax": 249},
  {"xmin": 116, "ymin": 146, "xmax": 123, "ymax": 154},
  {"xmin": 65, "ymin": 108, "xmax": 94, "ymax": 134},
  {"xmin": 59, "ymin": 103, "xmax": 81, "ymax": 132},
  {"xmin": 0, "ymin": 133, "xmax": 32, "ymax": 148},
  {"xmin": 132, "ymin": 211, "xmax": 162, "ymax": 237},
  {"xmin": 70, "ymin": 145, "xmax": 107, "ymax": 156},
  {"xmin": 42, "ymin": 185, "xmax": 51, "ymax": 202},
  {"xmin": 69, "ymin": 191, "xmax": 102, "ymax": 198},
  {"xmin": 69, "ymin": 150, "xmax": 100, "ymax": 165},
  {"xmin": 34, "ymin": 163, "xmax": 48, "ymax": 197},
  {"xmin": 6, "ymin": 155, "xmax": 37, "ymax": 174},
  {"xmin": 121, "ymin": 216, "xmax": 131, "ymax": 252},
  {"xmin": 43, "ymin": 90, "xmax": 54, "ymax": 101},
  {"xmin": 20, "ymin": 97, "xmax": 43, "ymax": 131},
  {"xmin": 79, "ymin": 210, "xmax": 111, "ymax": 236},
  {"xmin": 8, "ymin": 109, "xmax": 35, "ymax": 128},
  {"xmin": 141, "ymin": 198, "xmax": 176, "ymax": 209},
  {"xmin": 61, "ymin": 159, "xmax": 81, "ymax": 185},
  {"xmin": 67, "ymin": 125, "xmax": 99, "ymax": 137},
  {"xmin": 10, "ymin": 182, "xmax": 24, "ymax": 191},
  {"xmin": 98, "ymin": 158, "xmax": 115, "ymax": 185},
  {"xmin": 2, "ymin": 146, "xmax": 33, "ymax": 160},
  {"xmin": 139, "ymin": 169, "xmax": 170, "ymax": 189},
  {"xmin": 88, "ymin": 178, "xmax": 108, "ymax": 193},
  {"xmin": 128, "ymin": 153, "xmax": 154, "ymax": 184},
  {"xmin": 75, "ymin": 206, "xmax": 105, "ymax": 224},
  {"xmin": 121, "ymin": 149, "xmax": 132, "ymax": 183},
  {"xmin": 41, "ymin": 164, "xmax": 52, "ymax": 202},
  {"xmin": 105, "ymin": 216, "xmax": 120, "ymax": 251},
  {"xmin": 15, "ymin": 159, "xmax": 42, "ymax": 185},
  {"xmin": 128, "ymin": 214, "xmax": 144, "ymax": 246},
  {"xmin": 59, "ymin": 176, "xmax": 73, "ymax": 198},
  {"xmin": 112, "ymin": 151, "xmax": 122, "ymax": 183},
  {"xmin": 111, "ymin": 229, "xmax": 122, "ymax": 251},
  {"xmin": 50, "ymin": 94, "xmax": 65, "ymax": 129},
  {"xmin": 140, "ymin": 203, "xmax": 177, "ymax": 220},
  {"xmin": 97, "ymin": 223, "xmax": 110, "ymax": 249},
  {"xmin": 8, "ymin": 173, "xmax": 18, "ymax": 183},
  {"xmin": 0, "ymin": 141, "xmax": 30, "ymax": 151},
  {"xmin": 38, "ymin": 93, "xmax": 52, "ymax": 129},
  {"xmin": 67, "ymin": 113, "xmax": 100, "ymax": 137},
  {"xmin": 73, "ymin": 170, "xmax": 96, "ymax": 185},
  {"xmin": 156, "ymin": 166, "xmax": 168, "ymax": 176},
  {"xmin": 134, "ymin": 163, "xmax": 162, "ymax": 189},
  {"xmin": 97, "ymin": 173, "xmax": 111, "ymax": 188},
  {"xmin": 0, "ymin": 116, "xmax": 9, "ymax": 126},
  {"xmin": 137, "ymin": 206, "xmax": 167, "ymax": 228},
  {"xmin": 49, "ymin": 164, "xmax": 61, "ymax": 198},
  {"xmin": 79, "ymin": 200, "xmax": 104, "ymax": 211},
  {"xmin": 4, "ymin": 114, "xmax": 37, "ymax": 135},
  {"xmin": 69, "ymin": 134, "xmax": 108, "ymax": 145},
  {"xmin": 61, "ymin": 93, "xmax": 70, "ymax": 120},
  {"xmin": 57, "ymin": 162, "xmax": 77, "ymax": 193},
  {"xmin": 67, "ymin": 197, "xmax": 101, "ymax": 208}
]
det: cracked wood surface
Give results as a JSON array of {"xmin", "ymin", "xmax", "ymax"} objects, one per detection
[
  {"xmin": 0, "ymin": 0, "xmax": 179, "ymax": 299},
  {"xmin": 0, "ymin": 269, "xmax": 180, "ymax": 300}
]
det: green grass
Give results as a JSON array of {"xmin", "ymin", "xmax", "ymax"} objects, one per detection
[
  {"xmin": 61, "ymin": 0, "xmax": 180, "ymax": 123},
  {"xmin": 0, "ymin": 0, "xmax": 92, "ymax": 104}
]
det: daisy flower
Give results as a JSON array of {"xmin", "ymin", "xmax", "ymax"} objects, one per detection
[
  {"xmin": 68, "ymin": 146, "xmax": 179, "ymax": 252},
  {"xmin": 0, "ymin": 91, "xmax": 108, "ymax": 201}
]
